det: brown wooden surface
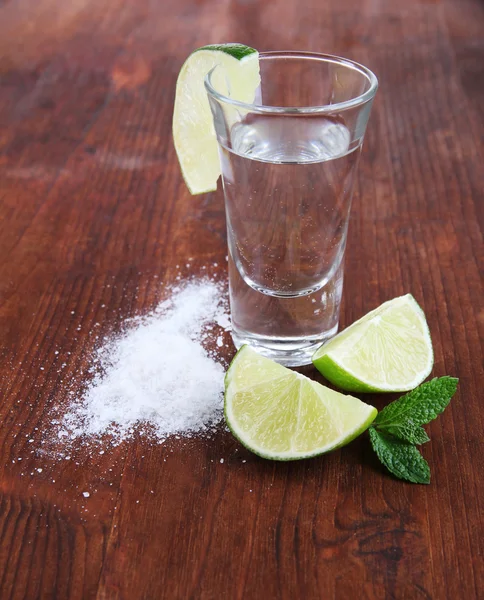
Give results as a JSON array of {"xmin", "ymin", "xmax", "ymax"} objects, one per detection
[{"xmin": 0, "ymin": 0, "xmax": 483, "ymax": 598}]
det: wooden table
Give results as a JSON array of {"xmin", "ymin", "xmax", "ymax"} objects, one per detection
[{"xmin": 0, "ymin": 0, "xmax": 482, "ymax": 598}]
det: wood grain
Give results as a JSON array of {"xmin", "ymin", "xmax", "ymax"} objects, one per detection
[{"xmin": 0, "ymin": 0, "xmax": 482, "ymax": 598}]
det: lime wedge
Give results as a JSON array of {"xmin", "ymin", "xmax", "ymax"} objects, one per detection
[
  {"xmin": 312, "ymin": 294, "xmax": 434, "ymax": 393},
  {"xmin": 224, "ymin": 346, "xmax": 377, "ymax": 460},
  {"xmin": 173, "ymin": 43, "xmax": 260, "ymax": 195}
]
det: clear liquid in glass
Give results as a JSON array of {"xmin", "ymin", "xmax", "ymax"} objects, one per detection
[{"xmin": 219, "ymin": 115, "xmax": 361, "ymax": 366}]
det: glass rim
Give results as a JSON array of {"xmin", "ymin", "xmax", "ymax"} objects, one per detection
[{"xmin": 204, "ymin": 51, "xmax": 378, "ymax": 114}]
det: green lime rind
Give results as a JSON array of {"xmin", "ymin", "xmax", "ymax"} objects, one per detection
[
  {"xmin": 224, "ymin": 406, "xmax": 377, "ymax": 461},
  {"xmin": 173, "ymin": 43, "xmax": 260, "ymax": 195},
  {"xmin": 312, "ymin": 353, "xmax": 384, "ymax": 393},
  {"xmin": 330, "ymin": 406, "xmax": 378, "ymax": 450},
  {"xmin": 312, "ymin": 294, "xmax": 434, "ymax": 393},
  {"xmin": 224, "ymin": 345, "xmax": 377, "ymax": 461},
  {"xmin": 194, "ymin": 43, "xmax": 258, "ymax": 61}
]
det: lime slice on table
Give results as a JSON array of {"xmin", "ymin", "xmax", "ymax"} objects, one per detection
[
  {"xmin": 312, "ymin": 294, "xmax": 434, "ymax": 393},
  {"xmin": 173, "ymin": 44, "xmax": 260, "ymax": 195},
  {"xmin": 224, "ymin": 345, "xmax": 377, "ymax": 460}
]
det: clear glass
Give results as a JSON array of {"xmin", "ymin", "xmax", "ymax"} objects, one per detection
[{"xmin": 206, "ymin": 52, "xmax": 378, "ymax": 366}]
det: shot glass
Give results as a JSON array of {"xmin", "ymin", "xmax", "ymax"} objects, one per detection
[{"xmin": 205, "ymin": 52, "xmax": 378, "ymax": 366}]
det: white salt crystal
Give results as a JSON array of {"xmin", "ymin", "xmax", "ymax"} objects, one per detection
[
  {"xmin": 215, "ymin": 313, "xmax": 231, "ymax": 330},
  {"xmin": 83, "ymin": 492, "xmax": 90, "ymax": 498},
  {"xmin": 61, "ymin": 280, "xmax": 227, "ymax": 444}
]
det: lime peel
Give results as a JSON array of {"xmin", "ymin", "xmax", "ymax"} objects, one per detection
[
  {"xmin": 312, "ymin": 294, "xmax": 434, "ymax": 393},
  {"xmin": 173, "ymin": 43, "xmax": 260, "ymax": 195},
  {"xmin": 224, "ymin": 345, "xmax": 377, "ymax": 461}
]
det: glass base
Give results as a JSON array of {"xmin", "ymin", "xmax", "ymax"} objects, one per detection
[{"xmin": 231, "ymin": 324, "xmax": 339, "ymax": 367}]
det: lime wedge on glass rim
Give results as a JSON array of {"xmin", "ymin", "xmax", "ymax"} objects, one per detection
[
  {"xmin": 224, "ymin": 345, "xmax": 377, "ymax": 460},
  {"xmin": 172, "ymin": 43, "xmax": 260, "ymax": 195},
  {"xmin": 312, "ymin": 294, "xmax": 434, "ymax": 393}
]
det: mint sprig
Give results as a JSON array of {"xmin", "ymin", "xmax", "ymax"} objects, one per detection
[
  {"xmin": 382, "ymin": 423, "xmax": 430, "ymax": 445},
  {"xmin": 369, "ymin": 428, "xmax": 431, "ymax": 484},
  {"xmin": 369, "ymin": 377, "xmax": 458, "ymax": 483},
  {"xmin": 373, "ymin": 377, "xmax": 458, "ymax": 429}
]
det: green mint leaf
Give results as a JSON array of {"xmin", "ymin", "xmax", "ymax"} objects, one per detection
[
  {"xmin": 383, "ymin": 423, "xmax": 430, "ymax": 445},
  {"xmin": 374, "ymin": 377, "xmax": 458, "ymax": 429},
  {"xmin": 369, "ymin": 427, "xmax": 430, "ymax": 484}
]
